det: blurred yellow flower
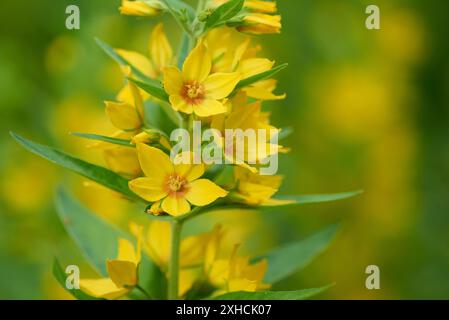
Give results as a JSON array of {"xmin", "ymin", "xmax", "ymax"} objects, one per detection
[
  {"xmin": 233, "ymin": 167, "xmax": 293, "ymax": 206},
  {"xmin": 80, "ymin": 233, "xmax": 142, "ymax": 299},
  {"xmin": 119, "ymin": 0, "xmax": 163, "ymax": 17},
  {"xmin": 207, "ymin": 244, "xmax": 270, "ymax": 294},
  {"xmin": 238, "ymin": 13, "xmax": 281, "ymax": 35},
  {"xmin": 163, "ymin": 43, "xmax": 241, "ymax": 117},
  {"xmin": 129, "ymin": 144, "xmax": 228, "ymax": 216}
]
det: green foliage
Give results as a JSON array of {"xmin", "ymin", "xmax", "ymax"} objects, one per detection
[
  {"xmin": 10, "ymin": 132, "xmax": 140, "ymax": 202},
  {"xmin": 128, "ymin": 78, "xmax": 170, "ymax": 103},
  {"xmin": 272, "ymin": 190, "xmax": 363, "ymax": 207},
  {"xmin": 213, "ymin": 285, "xmax": 332, "ymax": 300},
  {"xmin": 234, "ymin": 63, "xmax": 289, "ymax": 92},
  {"xmin": 54, "ymin": 187, "xmax": 166, "ymax": 299},
  {"xmin": 52, "ymin": 259, "xmax": 100, "ymax": 300},
  {"xmin": 95, "ymin": 38, "xmax": 151, "ymax": 82},
  {"xmin": 204, "ymin": 0, "xmax": 244, "ymax": 31},
  {"xmin": 257, "ymin": 224, "xmax": 340, "ymax": 283},
  {"xmin": 71, "ymin": 132, "xmax": 134, "ymax": 148}
]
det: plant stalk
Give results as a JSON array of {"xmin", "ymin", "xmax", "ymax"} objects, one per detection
[{"xmin": 168, "ymin": 219, "xmax": 183, "ymax": 300}]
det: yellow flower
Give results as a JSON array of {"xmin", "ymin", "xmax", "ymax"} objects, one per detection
[
  {"xmin": 119, "ymin": 0, "xmax": 163, "ymax": 17},
  {"xmin": 207, "ymin": 245, "xmax": 270, "ymax": 294},
  {"xmin": 233, "ymin": 167, "xmax": 294, "ymax": 206},
  {"xmin": 129, "ymin": 144, "xmax": 228, "ymax": 216},
  {"xmin": 80, "ymin": 233, "xmax": 142, "ymax": 300},
  {"xmin": 238, "ymin": 13, "xmax": 282, "ymax": 35},
  {"xmin": 210, "ymin": 94, "xmax": 287, "ymax": 172},
  {"xmin": 131, "ymin": 222, "xmax": 222, "ymax": 296},
  {"xmin": 204, "ymin": 28, "xmax": 285, "ymax": 101},
  {"xmin": 105, "ymin": 82, "xmax": 144, "ymax": 131},
  {"xmin": 115, "ymin": 23, "xmax": 173, "ymax": 79},
  {"xmin": 163, "ymin": 43, "xmax": 241, "ymax": 117},
  {"xmin": 103, "ymin": 146, "xmax": 142, "ymax": 179},
  {"xmin": 244, "ymin": 0, "xmax": 277, "ymax": 13}
]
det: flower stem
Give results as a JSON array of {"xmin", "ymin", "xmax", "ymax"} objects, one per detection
[{"xmin": 168, "ymin": 219, "xmax": 183, "ymax": 300}]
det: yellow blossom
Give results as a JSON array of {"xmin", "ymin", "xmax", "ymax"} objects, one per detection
[
  {"xmin": 131, "ymin": 222, "xmax": 222, "ymax": 296},
  {"xmin": 105, "ymin": 82, "xmax": 144, "ymax": 131},
  {"xmin": 163, "ymin": 43, "xmax": 241, "ymax": 117},
  {"xmin": 80, "ymin": 232, "xmax": 142, "ymax": 300},
  {"xmin": 129, "ymin": 144, "xmax": 228, "ymax": 216},
  {"xmin": 238, "ymin": 13, "xmax": 282, "ymax": 35},
  {"xmin": 119, "ymin": 0, "xmax": 163, "ymax": 17},
  {"xmin": 233, "ymin": 167, "xmax": 294, "ymax": 206},
  {"xmin": 207, "ymin": 245, "xmax": 270, "ymax": 294}
]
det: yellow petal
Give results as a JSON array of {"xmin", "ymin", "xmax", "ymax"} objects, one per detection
[
  {"xmin": 150, "ymin": 23, "xmax": 173, "ymax": 73},
  {"xmin": 115, "ymin": 49, "xmax": 156, "ymax": 78},
  {"xmin": 163, "ymin": 66, "xmax": 183, "ymax": 95},
  {"xmin": 80, "ymin": 278, "xmax": 129, "ymax": 300},
  {"xmin": 238, "ymin": 58, "xmax": 274, "ymax": 79},
  {"xmin": 228, "ymin": 278, "xmax": 258, "ymax": 292},
  {"xmin": 180, "ymin": 233, "xmax": 210, "ymax": 267},
  {"xmin": 129, "ymin": 177, "xmax": 167, "ymax": 202},
  {"xmin": 136, "ymin": 143, "xmax": 174, "ymax": 180},
  {"xmin": 105, "ymin": 101, "xmax": 142, "ymax": 131},
  {"xmin": 107, "ymin": 260, "xmax": 138, "ymax": 287},
  {"xmin": 103, "ymin": 147, "xmax": 141, "ymax": 178},
  {"xmin": 193, "ymin": 99, "xmax": 227, "ymax": 117},
  {"xmin": 179, "ymin": 269, "xmax": 200, "ymax": 297},
  {"xmin": 204, "ymin": 72, "xmax": 241, "ymax": 100},
  {"xmin": 185, "ymin": 179, "xmax": 228, "ymax": 206},
  {"xmin": 173, "ymin": 152, "xmax": 205, "ymax": 182},
  {"xmin": 117, "ymin": 238, "xmax": 138, "ymax": 263},
  {"xmin": 147, "ymin": 221, "xmax": 171, "ymax": 267},
  {"xmin": 161, "ymin": 196, "xmax": 191, "ymax": 216},
  {"xmin": 244, "ymin": 0, "xmax": 277, "ymax": 13},
  {"xmin": 169, "ymin": 95, "xmax": 194, "ymax": 114},
  {"xmin": 119, "ymin": 0, "xmax": 162, "ymax": 17},
  {"xmin": 244, "ymin": 79, "xmax": 286, "ymax": 100},
  {"xmin": 129, "ymin": 82, "xmax": 145, "ymax": 119},
  {"xmin": 182, "ymin": 43, "xmax": 211, "ymax": 82}
]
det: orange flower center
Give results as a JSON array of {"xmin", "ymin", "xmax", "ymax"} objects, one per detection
[
  {"xmin": 164, "ymin": 174, "xmax": 189, "ymax": 197},
  {"xmin": 181, "ymin": 81, "xmax": 205, "ymax": 105}
]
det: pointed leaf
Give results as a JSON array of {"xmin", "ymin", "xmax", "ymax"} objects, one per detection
[
  {"xmin": 71, "ymin": 132, "xmax": 134, "ymax": 148},
  {"xmin": 128, "ymin": 78, "xmax": 169, "ymax": 103},
  {"xmin": 213, "ymin": 285, "xmax": 332, "ymax": 300},
  {"xmin": 205, "ymin": 0, "xmax": 245, "ymax": 30},
  {"xmin": 95, "ymin": 38, "xmax": 152, "ymax": 82},
  {"xmin": 52, "ymin": 259, "xmax": 101, "ymax": 300},
  {"xmin": 271, "ymin": 190, "xmax": 363, "ymax": 207},
  {"xmin": 256, "ymin": 224, "xmax": 340, "ymax": 284},
  {"xmin": 234, "ymin": 63, "xmax": 288, "ymax": 92},
  {"xmin": 54, "ymin": 187, "xmax": 166, "ymax": 299},
  {"xmin": 10, "ymin": 132, "xmax": 140, "ymax": 201}
]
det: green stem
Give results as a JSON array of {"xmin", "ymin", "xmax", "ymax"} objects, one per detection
[
  {"xmin": 168, "ymin": 220, "xmax": 183, "ymax": 300},
  {"xmin": 135, "ymin": 285, "xmax": 154, "ymax": 300}
]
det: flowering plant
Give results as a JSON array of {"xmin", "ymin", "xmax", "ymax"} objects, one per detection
[{"xmin": 11, "ymin": 0, "xmax": 360, "ymax": 300}]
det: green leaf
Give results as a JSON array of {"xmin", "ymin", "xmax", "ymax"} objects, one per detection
[
  {"xmin": 129, "ymin": 78, "xmax": 169, "ymax": 103},
  {"xmin": 271, "ymin": 190, "xmax": 363, "ymax": 207},
  {"xmin": 71, "ymin": 132, "xmax": 133, "ymax": 148},
  {"xmin": 212, "ymin": 285, "xmax": 332, "ymax": 300},
  {"xmin": 257, "ymin": 224, "xmax": 340, "ymax": 284},
  {"xmin": 55, "ymin": 187, "xmax": 166, "ymax": 299},
  {"xmin": 205, "ymin": 0, "xmax": 245, "ymax": 31},
  {"xmin": 144, "ymin": 100, "xmax": 179, "ymax": 134},
  {"xmin": 52, "ymin": 259, "xmax": 100, "ymax": 300},
  {"xmin": 95, "ymin": 38, "xmax": 151, "ymax": 82},
  {"xmin": 10, "ymin": 132, "xmax": 140, "ymax": 201},
  {"xmin": 276, "ymin": 127, "xmax": 293, "ymax": 141},
  {"xmin": 234, "ymin": 63, "xmax": 288, "ymax": 92}
]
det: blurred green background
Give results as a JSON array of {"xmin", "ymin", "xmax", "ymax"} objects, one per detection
[{"xmin": 1, "ymin": 0, "xmax": 448, "ymax": 299}]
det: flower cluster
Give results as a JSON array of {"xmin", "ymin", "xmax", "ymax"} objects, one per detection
[{"xmin": 13, "ymin": 0, "xmax": 359, "ymax": 301}]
